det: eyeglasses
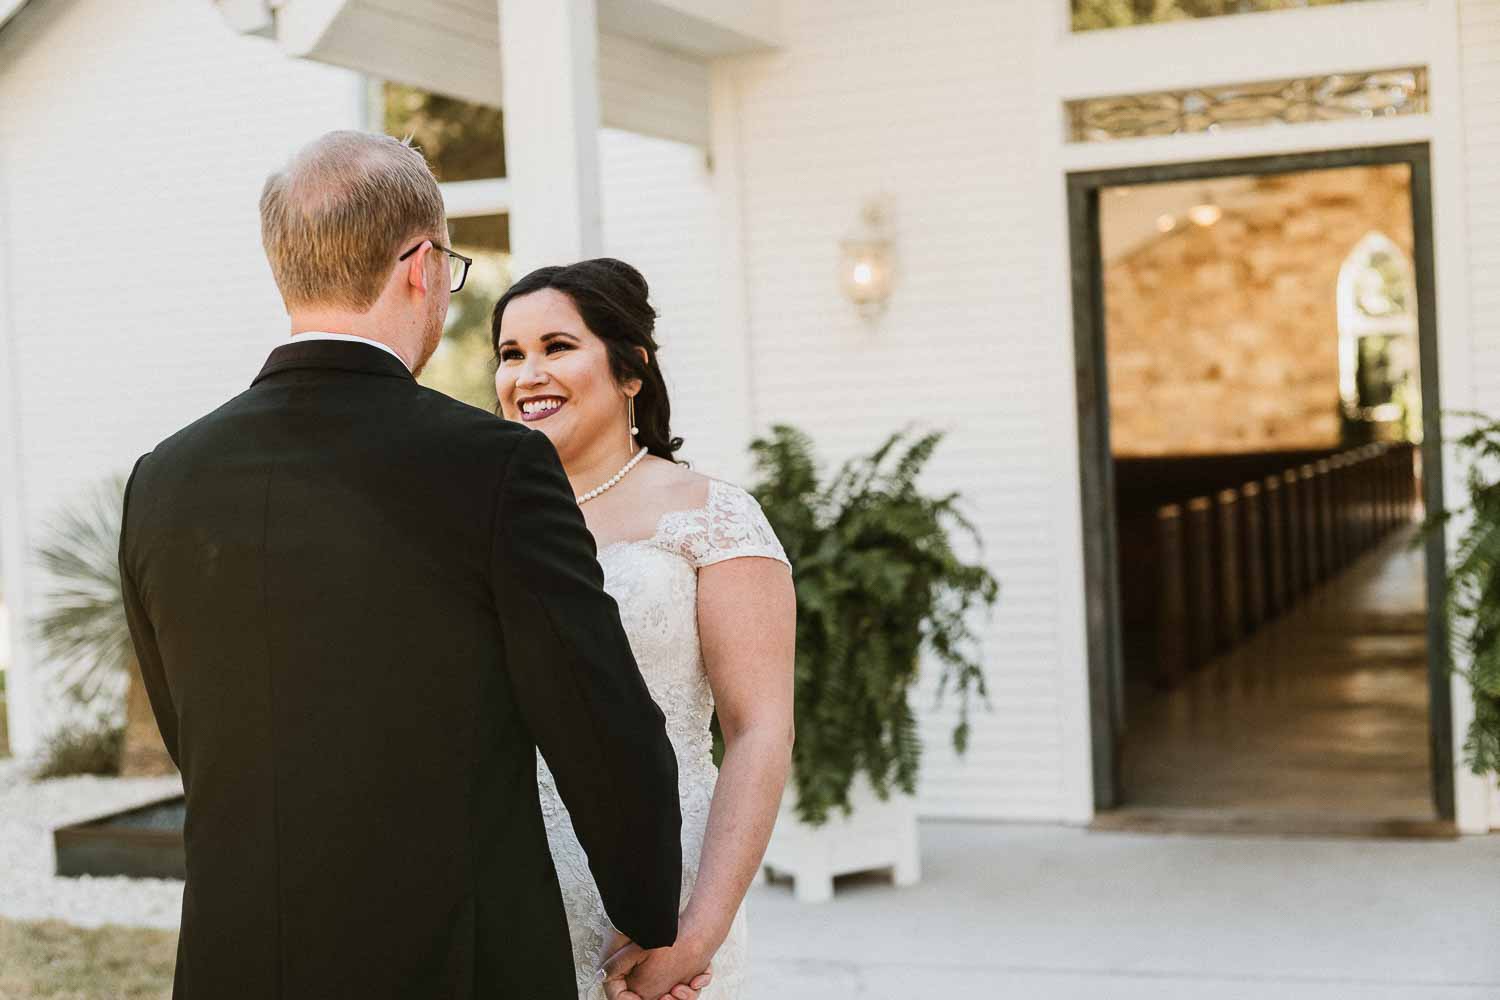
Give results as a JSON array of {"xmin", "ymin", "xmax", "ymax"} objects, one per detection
[{"xmin": 399, "ymin": 240, "xmax": 473, "ymax": 293}]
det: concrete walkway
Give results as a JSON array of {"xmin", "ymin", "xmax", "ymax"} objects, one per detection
[
  {"xmin": 6, "ymin": 764, "xmax": 1496, "ymax": 997},
  {"xmin": 746, "ymin": 821, "xmax": 1500, "ymax": 999}
]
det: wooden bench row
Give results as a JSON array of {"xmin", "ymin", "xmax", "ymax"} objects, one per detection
[{"xmin": 1150, "ymin": 442, "xmax": 1417, "ymax": 686}]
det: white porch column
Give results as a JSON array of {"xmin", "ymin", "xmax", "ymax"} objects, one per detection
[
  {"xmin": 0, "ymin": 153, "xmax": 39, "ymax": 756},
  {"xmin": 498, "ymin": 0, "xmax": 604, "ymax": 277}
]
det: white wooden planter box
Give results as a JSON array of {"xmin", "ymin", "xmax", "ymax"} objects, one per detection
[{"xmin": 759, "ymin": 774, "xmax": 920, "ymax": 903}]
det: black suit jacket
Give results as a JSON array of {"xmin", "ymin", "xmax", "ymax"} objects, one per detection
[{"xmin": 119, "ymin": 340, "xmax": 682, "ymax": 999}]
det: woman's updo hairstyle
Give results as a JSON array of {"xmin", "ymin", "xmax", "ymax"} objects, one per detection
[{"xmin": 491, "ymin": 258, "xmax": 684, "ymax": 462}]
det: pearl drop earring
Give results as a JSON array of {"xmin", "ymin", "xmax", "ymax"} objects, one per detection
[{"xmin": 628, "ymin": 396, "xmax": 639, "ymax": 437}]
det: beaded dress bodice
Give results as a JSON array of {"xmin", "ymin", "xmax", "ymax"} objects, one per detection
[{"xmin": 536, "ymin": 479, "xmax": 789, "ymax": 999}]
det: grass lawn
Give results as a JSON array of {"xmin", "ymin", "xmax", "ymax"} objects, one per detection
[{"xmin": 0, "ymin": 919, "xmax": 176, "ymax": 999}]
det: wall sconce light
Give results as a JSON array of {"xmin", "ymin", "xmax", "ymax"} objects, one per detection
[{"xmin": 840, "ymin": 199, "xmax": 895, "ymax": 319}]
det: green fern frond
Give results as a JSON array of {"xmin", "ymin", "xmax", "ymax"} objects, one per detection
[
  {"xmin": 1435, "ymin": 412, "xmax": 1500, "ymax": 777},
  {"xmin": 750, "ymin": 427, "xmax": 1000, "ymax": 825}
]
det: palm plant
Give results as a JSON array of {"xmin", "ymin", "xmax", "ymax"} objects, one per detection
[
  {"xmin": 748, "ymin": 425, "xmax": 999, "ymax": 825},
  {"xmin": 33, "ymin": 476, "xmax": 132, "ymax": 714},
  {"xmin": 1430, "ymin": 412, "xmax": 1500, "ymax": 775}
]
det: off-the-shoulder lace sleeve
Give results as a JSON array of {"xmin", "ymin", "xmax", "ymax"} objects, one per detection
[{"xmin": 655, "ymin": 480, "xmax": 790, "ymax": 570}]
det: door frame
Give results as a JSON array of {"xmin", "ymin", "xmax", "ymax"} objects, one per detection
[{"xmin": 1067, "ymin": 142, "xmax": 1454, "ymax": 820}]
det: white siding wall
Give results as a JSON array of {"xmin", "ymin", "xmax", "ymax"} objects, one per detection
[
  {"xmin": 0, "ymin": 0, "xmax": 364, "ymax": 749},
  {"xmin": 1459, "ymin": 0, "xmax": 1500, "ymax": 823},
  {"xmin": 719, "ymin": 0, "xmax": 1075, "ymax": 820},
  {"xmin": 598, "ymin": 128, "xmax": 746, "ymax": 478},
  {"xmin": 1462, "ymin": 1, "xmax": 1500, "ymax": 406}
]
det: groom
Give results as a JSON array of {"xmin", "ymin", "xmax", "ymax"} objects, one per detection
[{"xmin": 119, "ymin": 131, "xmax": 700, "ymax": 999}]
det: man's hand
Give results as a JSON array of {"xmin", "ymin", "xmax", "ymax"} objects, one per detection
[{"xmin": 601, "ymin": 931, "xmax": 712, "ymax": 1000}]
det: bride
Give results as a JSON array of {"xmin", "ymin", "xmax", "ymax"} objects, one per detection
[{"xmin": 490, "ymin": 258, "xmax": 797, "ymax": 1000}]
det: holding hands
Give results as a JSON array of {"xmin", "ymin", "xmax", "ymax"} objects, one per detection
[{"xmin": 601, "ymin": 929, "xmax": 714, "ymax": 1000}]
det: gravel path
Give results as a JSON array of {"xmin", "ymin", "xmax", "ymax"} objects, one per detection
[{"xmin": 0, "ymin": 758, "xmax": 183, "ymax": 930}]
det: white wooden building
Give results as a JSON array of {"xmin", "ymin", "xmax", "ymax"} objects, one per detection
[{"xmin": 2, "ymin": 0, "xmax": 1497, "ymax": 833}]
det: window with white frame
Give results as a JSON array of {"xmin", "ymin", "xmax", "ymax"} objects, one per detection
[
  {"xmin": 382, "ymin": 82, "xmax": 511, "ymax": 411},
  {"xmin": 1071, "ymin": 0, "xmax": 1385, "ymax": 33}
]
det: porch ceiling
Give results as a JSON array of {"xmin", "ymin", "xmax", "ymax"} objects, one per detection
[{"xmin": 271, "ymin": 0, "xmax": 501, "ymax": 107}]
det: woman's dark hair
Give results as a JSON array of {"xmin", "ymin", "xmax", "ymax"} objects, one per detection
[{"xmin": 491, "ymin": 258, "xmax": 684, "ymax": 462}]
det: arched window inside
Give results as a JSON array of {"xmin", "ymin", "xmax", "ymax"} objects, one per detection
[{"xmin": 1337, "ymin": 232, "xmax": 1420, "ymax": 441}]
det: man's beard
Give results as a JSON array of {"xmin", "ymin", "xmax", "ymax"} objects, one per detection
[{"xmin": 410, "ymin": 301, "xmax": 446, "ymax": 379}]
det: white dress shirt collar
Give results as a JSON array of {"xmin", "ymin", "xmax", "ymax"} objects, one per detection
[{"xmin": 289, "ymin": 332, "xmax": 411, "ymax": 372}]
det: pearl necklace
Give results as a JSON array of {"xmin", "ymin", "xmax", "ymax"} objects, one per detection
[{"xmin": 576, "ymin": 447, "xmax": 649, "ymax": 505}]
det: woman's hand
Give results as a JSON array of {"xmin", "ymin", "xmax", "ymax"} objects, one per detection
[{"xmin": 601, "ymin": 929, "xmax": 712, "ymax": 1000}]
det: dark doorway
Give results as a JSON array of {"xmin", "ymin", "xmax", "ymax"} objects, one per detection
[{"xmin": 1068, "ymin": 144, "xmax": 1454, "ymax": 830}]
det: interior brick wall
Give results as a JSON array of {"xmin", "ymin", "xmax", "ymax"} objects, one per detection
[{"xmin": 1104, "ymin": 164, "xmax": 1414, "ymax": 457}]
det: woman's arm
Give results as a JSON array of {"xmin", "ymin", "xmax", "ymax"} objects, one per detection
[
  {"xmin": 684, "ymin": 555, "xmax": 798, "ymax": 947},
  {"xmin": 619, "ymin": 553, "xmax": 796, "ymax": 1000}
]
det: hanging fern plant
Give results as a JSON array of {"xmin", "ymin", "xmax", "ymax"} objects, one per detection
[
  {"xmin": 746, "ymin": 425, "xmax": 999, "ymax": 825},
  {"xmin": 33, "ymin": 476, "xmax": 133, "ymax": 711},
  {"xmin": 1430, "ymin": 412, "xmax": 1500, "ymax": 775}
]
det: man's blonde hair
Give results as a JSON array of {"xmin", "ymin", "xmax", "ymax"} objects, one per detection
[{"xmin": 260, "ymin": 131, "xmax": 446, "ymax": 312}]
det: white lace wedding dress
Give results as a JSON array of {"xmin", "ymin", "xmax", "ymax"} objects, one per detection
[{"xmin": 538, "ymin": 479, "xmax": 790, "ymax": 1000}]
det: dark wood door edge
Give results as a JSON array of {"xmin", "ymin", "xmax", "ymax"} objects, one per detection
[{"xmin": 1069, "ymin": 144, "xmax": 1453, "ymax": 818}]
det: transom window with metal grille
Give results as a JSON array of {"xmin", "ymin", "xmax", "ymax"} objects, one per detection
[{"xmin": 1065, "ymin": 67, "xmax": 1428, "ymax": 144}]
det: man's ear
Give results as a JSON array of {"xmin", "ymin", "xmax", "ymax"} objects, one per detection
[{"xmin": 405, "ymin": 241, "xmax": 433, "ymax": 293}]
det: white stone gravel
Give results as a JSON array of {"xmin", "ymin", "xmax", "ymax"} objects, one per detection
[{"xmin": 0, "ymin": 757, "xmax": 184, "ymax": 929}]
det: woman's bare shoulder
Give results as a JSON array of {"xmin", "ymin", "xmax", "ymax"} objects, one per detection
[{"xmin": 634, "ymin": 456, "xmax": 715, "ymax": 513}]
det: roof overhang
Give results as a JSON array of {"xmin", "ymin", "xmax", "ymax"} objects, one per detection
[
  {"xmin": 595, "ymin": 0, "xmax": 781, "ymax": 58},
  {"xmin": 216, "ymin": 0, "xmax": 275, "ymax": 37},
  {"xmin": 216, "ymin": 0, "xmax": 779, "ymax": 148},
  {"xmin": 0, "ymin": 0, "xmax": 34, "ymax": 35}
]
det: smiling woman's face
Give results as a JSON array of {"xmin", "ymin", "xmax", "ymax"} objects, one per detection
[{"xmin": 494, "ymin": 288, "xmax": 631, "ymax": 464}]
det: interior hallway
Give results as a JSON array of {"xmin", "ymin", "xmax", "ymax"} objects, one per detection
[{"xmin": 1115, "ymin": 520, "xmax": 1437, "ymax": 829}]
